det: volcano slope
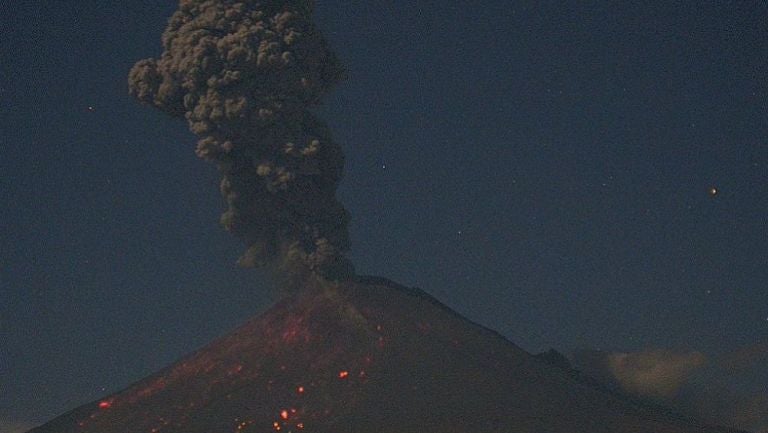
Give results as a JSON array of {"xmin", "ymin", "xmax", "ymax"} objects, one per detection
[{"xmin": 29, "ymin": 277, "xmax": 743, "ymax": 433}]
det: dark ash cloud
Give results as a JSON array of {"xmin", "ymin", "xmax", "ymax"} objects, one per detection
[{"xmin": 129, "ymin": 0, "xmax": 353, "ymax": 283}]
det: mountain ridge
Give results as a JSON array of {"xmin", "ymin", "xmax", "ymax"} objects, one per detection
[{"xmin": 28, "ymin": 276, "xmax": 749, "ymax": 433}]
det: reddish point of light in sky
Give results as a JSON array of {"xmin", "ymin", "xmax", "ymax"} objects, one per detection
[
  {"xmin": 280, "ymin": 410, "xmax": 289, "ymax": 420},
  {"xmin": 98, "ymin": 401, "xmax": 112, "ymax": 409},
  {"xmin": 297, "ymin": 386, "xmax": 305, "ymax": 394},
  {"xmin": 338, "ymin": 371, "xmax": 349, "ymax": 379}
]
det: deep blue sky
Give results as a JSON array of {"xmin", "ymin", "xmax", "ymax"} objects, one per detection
[{"xmin": 1, "ymin": 0, "xmax": 766, "ymax": 429}]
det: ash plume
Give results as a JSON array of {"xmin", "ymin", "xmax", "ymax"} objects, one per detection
[{"xmin": 128, "ymin": 0, "xmax": 353, "ymax": 282}]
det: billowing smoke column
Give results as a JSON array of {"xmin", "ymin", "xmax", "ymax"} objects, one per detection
[{"xmin": 129, "ymin": 0, "xmax": 353, "ymax": 281}]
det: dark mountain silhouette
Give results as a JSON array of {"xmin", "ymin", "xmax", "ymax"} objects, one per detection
[{"xmin": 29, "ymin": 277, "xmax": 748, "ymax": 433}]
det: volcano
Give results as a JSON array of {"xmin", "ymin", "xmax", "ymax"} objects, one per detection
[{"xmin": 29, "ymin": 277, "xmax": 743, "ymax": 433}]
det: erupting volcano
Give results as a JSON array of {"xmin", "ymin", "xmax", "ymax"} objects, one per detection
[{"xmin": 24, "ymin": 1, "xmax": 754, "ymax": 432}]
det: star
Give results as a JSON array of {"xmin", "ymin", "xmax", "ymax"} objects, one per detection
[{"xmin": 708, "ymin": 186, "xmax": 718, "ymax": 197}]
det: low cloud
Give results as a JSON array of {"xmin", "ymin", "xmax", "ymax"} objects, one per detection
[
  {"xmin": 606, "ymin": 349, "xmax": 706, "ymax": 399},
  {"xmin": 571, "ymin": 348, "xmax": 706, "ymax": 398},
  {"xmin": 572, "ymin": 347, "xmax": 767, "ymax": 433}
]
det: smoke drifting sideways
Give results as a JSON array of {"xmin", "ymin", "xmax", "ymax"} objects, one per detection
[{"xmin": 129, "ymin": 0, "xmax": 353, "ymax": 284}]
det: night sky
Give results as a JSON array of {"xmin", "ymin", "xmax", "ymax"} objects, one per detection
[{"xmin": 1, "ymin": 1, "xmax": 766, "ymax": 430}]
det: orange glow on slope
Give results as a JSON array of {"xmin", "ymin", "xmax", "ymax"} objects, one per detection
[
  {"xmin": 338, "ymin": 371, "xmax": 349, "ymax": 379},
  {"xmin": 98, "ymin": 401, "xmax": 112, "ymax": 409},
  {"xmin": 131, "ymin": 378, "xmax": 168, "ymax": 402},
  {"xmin": 279, "ymin": 314, "xmax": 311, "ymax": 344},
  {"xmin": 235, "ymin": 420, "xmax": 253, "ymax": 431}
]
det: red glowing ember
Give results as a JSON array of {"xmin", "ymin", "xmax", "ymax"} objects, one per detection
[
  {"xmin": 338, "ymin": 371, "xmax": 349, "ymax": 379},
  {"xmin": 280, "ymin": 410, "xmax": 289, "ymax": 420},
  {"xmin": 297, "ymin": 423, "xmax": 305, "ymax": 429},
  {"xmin": 98, "ymin": 401, "xmax": 112, "ymax": 409},
  {"xmin": 297, "ymin": 386, "xmax": 305, "ymax": 394}
]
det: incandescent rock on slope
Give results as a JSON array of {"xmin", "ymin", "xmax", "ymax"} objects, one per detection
[{"xmin": 29, "ymin": 277, "xmax": 743, "ymax": 433}]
